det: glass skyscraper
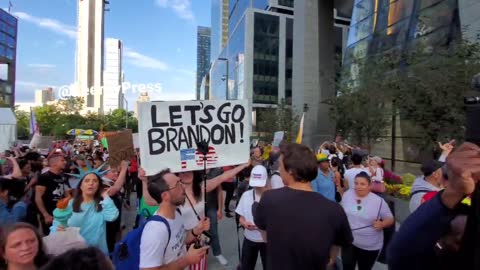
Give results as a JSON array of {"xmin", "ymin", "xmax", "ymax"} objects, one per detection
[
  {"xmin": 196, "ymin": 26, "xmax": 211, "ymax": 100},
  {"xmin": 0, "ymin": 8, "xmax": 17, "ymax": 107}
]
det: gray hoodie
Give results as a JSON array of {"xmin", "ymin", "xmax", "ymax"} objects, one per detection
[{"xmin": 409, "ymin": 176, "xmax": 441, "ymax": 213}]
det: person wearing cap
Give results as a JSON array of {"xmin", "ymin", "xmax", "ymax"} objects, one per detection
[
  {"xmin": 235, "ymin": 165, "xmax": 268, "ymax": 270},
  {"xmin": 311, "ymin": 153, "xmax": 336, "ymax": 202},
  {"xmin": 409, "ymin": 160, "xmax": 444, "ymax": 213}
]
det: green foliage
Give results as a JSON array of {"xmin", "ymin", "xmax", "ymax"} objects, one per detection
[
  {"xmin": 32, "ymin": 97, "xmax": 138, "ymax": 138},
  {"xmin": 14, "ymin": 106, "xmax": 30, "ymax": 139},
  {"xmin": 330, "ymin": 38, "xmax": 480, "ymax": 152},
  {"xmin": 256, "ymin": 102, "xmax": 300, "ymax": 143},
  {"xmin": 401, "ymin": 173, "xmax": 416, "ymax": 186}
]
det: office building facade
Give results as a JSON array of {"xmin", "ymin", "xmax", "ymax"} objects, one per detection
[
  {"xmin": 134, "ymin": 91, "xmax": 150, "ymax": 119},
  {"xmin": 103, "ymin": 38, "xmax": 123, "ymax": 113},
  {"xmin": 211, "ymin": 0, "xmax": 229, "ymax": 60},
  {"xmin": 75, "ymin": 0, "xmax": 107, "ymax": 113},
  {"xmin": 0, "ymin": 9, "xmax": 16, "ymax": 107},
  {"xmin": 34, "ymin": 87, "xmax": 55, "ymax": 106},
  {"xmin": 196, "ymin": 26, "xmax": 211, "ymax": 100}
]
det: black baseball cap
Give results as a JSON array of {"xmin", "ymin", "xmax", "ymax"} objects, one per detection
[{"xmin": 421, "ymin": 160, "xmax": 444, "ymax": 177}]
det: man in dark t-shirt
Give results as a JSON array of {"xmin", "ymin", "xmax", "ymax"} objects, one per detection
[
  {"xmin": 254, "ymin": 143, "xmax": 353, "ymax": 270},
  {"xmin": 35, "ymin": 154, "xmax": 69, "ymax": 235}
]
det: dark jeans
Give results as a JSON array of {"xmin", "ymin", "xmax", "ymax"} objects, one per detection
[
  {"xmin": 206, "ymin": 207, "xmax": 222, "ymax": 256},
  {"xmin": 222, "ymin": 182, "xmax": 235, "ymax": 212},
  {"xmin": 106, "ymin": 196, "xmax": 122, "ymax": 253},
  {"xmin": 342, "ymin": 244, "xmax": 379, "ymax": 270},
  {"xmin": 241, "ymin": 238, "xmax": 266, "ymax": 270}
]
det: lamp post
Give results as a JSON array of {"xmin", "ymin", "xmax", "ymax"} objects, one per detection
[
  {"xmin": 124, "ymin": 96, "xmax": 128, "ymax": 129},
  {"xmin": 218, "ymin": 57, "xmax": 229, "ymax": 99}
]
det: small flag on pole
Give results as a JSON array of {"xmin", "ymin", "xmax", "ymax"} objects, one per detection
[
  {"xmin": 29, "ymin": 107, "xmax": 39, "ymax": 135},
  {"xmin": 295, "ymin": 113, "xmax": 305, "ymax": 144}
]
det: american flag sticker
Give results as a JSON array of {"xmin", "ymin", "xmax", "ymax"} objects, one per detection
[
  {"xmin": 195, "ymin": 146, "xmax": 219, "ymax": 166},
  {"xmin": 180, "ymin": 149, "xmax": 196, "ymax": 169}
]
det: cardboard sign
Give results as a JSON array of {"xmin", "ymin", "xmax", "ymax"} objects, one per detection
[
  {"xmin": 105, "ymin": 130, "xmax": 135, "ymax": 167},
  {"xmin": 138, "ymin": 100, "xmax": 251, "ymax": 174},
  {"xmin": 273, "ymin": 131, "xmax": 284, "ymax": 147},
  {"xmin": 29, "ymin": 134, "xmax": 55, "ymax": 149}
]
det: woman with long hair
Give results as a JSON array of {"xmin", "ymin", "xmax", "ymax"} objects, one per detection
[
  {"xmin": 39, "ymin": 247, "xmax": 113, "ymax": 270},
  {"xmin": 341, "ymin": 172, "xmax": 394, "ymax": 270},
  {"xmin": 50, "ymin": 171, "xmax": 119, "ymax": 255},
  {"xmin": 0, "ymin": 223, "xmax": 50, "ymax": 270},
  {"xmin": 177, "ymin": 163, "xmax": 250, "ymax": 269}
]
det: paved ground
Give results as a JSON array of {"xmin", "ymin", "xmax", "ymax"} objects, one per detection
[{"xmin": 121, "ymin": 192, "xmax": 388, "ymax": 270}]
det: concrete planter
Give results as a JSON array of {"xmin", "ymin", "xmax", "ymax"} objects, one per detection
[{"xmin": 384, "ymin": 195, "xmax": 410, "ymax": 224}]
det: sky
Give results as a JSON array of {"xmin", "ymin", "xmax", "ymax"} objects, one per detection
[{"xmin": 11, "ymin": 0, "xmax": 211, "ymax": 110}]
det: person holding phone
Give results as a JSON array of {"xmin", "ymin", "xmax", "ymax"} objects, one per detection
[{"xmin": 235, "ymin": 165, "xmax": 269, "ymax": 270}]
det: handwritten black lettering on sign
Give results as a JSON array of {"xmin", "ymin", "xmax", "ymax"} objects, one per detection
[
  {"xmin": 106, "ymin": 130, "xmax": 135, "ymax": 167},
  {"xmin": 147, "ymin": 102, "xmax": 246, "ymax": 155}
]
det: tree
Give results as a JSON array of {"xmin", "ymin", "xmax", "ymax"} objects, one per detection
[
  {"xmin": 14, "ymin": 107, "xmax": 30, "ymax": 139},
  {"xmin": 256, "ymin": 102, "xmax": 300, "ymax": 142},
  {"xmin": 57, "ymin": 96, "xmax": 84, "ymax": 114},
  {"xmin": 329, "ymin": 55, "xmax": 395, "ymax": 149},
  {"xmin": 393, "ymin": 39, "xmax": 480, "ymax": 150},
  {"xmin": 34, "ymin": 104, "xmax": 60, "ymax": 136}
]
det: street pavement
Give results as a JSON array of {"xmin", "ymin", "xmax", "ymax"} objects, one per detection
[{"xmin": 121, "ymin": 192, "xmax": 388, "ymax": 270}]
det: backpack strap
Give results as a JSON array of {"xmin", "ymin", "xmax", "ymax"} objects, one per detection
[
  {"xmin": 410, "ymin": 189, "xmax": 433, "ymax": 198},
  {"xmin": 146, "ymin": 215, "xmax": 171, "ymax": 258}
]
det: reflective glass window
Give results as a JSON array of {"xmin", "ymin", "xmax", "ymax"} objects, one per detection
[
  {"xmin": 278, "ymin": 0, "xmax": 294, "ymax": 8},
  {"xmin": 386, "ymin": 0, "xmax": 415, "ymax": 27},
  {"xmin": 253, "ymin": 12, "xmax": 279, "ymax": 104},
  {"xmin": 347, "ymin": 16, "xmax": 374, "ymax": 46},
  {"xmin": 415, "ymin": 0, "xmax": 457, "ymax": 37},
  {"xmin": 351, "ymin": 0, "xmax": 376, "ymax": 25}
]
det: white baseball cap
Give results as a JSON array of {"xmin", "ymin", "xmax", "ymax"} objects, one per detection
[{"xmin": 249, "ymin": 165, "xmax": 268, "ymax": 187}]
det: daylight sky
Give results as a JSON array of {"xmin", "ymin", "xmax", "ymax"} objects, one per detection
[{"xmin": 11, "ymin": 0, "xmax": 210, "ymax": 109}]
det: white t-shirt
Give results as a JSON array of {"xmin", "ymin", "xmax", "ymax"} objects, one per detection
[
  {"xmin": 344, "ymin": 167, "xmax": 371, "ymax": 190},
  {"xmin": 179, "ymin": 196, "xmax": 205, "ymax": 230},
  {"xmin": 270, "ymin": 173, "xmax": 284, "ymax": 189},
  {"xmin": 235, "ymin": 189, "xmax": 264, "ymax": 243},
  {"xmin": 341, "ymin": 190, "xmax": 393, "ymax": 251},
  {"xmin": 139, "ymin": 212, "xmax": 187, "ymax": 268}
]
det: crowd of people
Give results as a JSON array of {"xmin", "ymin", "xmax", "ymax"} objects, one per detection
[{"xmin": 0, "ymin": 137, "xmax": 479, "ymax": 270}]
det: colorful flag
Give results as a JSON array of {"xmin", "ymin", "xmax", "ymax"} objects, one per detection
[
  {"xmin": 295, "ymin": 113, "xmax": 305, "ymax": 144},
  {"xmin": 29, "ymin": 107, "xmax": 39, "ymax": 135}
]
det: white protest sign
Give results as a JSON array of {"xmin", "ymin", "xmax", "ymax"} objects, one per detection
[
  {"xmin": 138, "ymin": 100, "xmax": 251, "ymax": 174},
  {"xmin": 132, "ymin": 133, "xmax": 139, "ymax": 149},
  {"xmin": 272, "ymin": 131, "xmax": 284, "ymax": 147}
]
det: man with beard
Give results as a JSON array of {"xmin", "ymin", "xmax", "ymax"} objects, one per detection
[{"xmin": 139, "ymin": 169, "xmax": 210, "ymax": 270}]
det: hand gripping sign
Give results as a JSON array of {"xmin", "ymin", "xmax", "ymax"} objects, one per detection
[{"xmin": 138, "ymin": 100, "xmax": 251, "ymax": 175}]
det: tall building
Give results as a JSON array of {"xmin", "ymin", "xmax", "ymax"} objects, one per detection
[
  {"xmin": 340, "ymin": 0, "xmax": 480, "ymax": 172},
  {"xmin": 211, "ymin": 0, "xmax": 229, "ymax": 60},
  {"xmin": 103, "ymin": 38, "xmax": 123, "ymax": 113},
  {"xmin": 134, "ymin": 91, "xmax": 150, "ymax": 119},
  {"xmin": 0, "ymin": 9, "xmax": 17, "ymax": 108},
  {"xmin": 292, "ymin": 0, "xmax": 352, "ymax": 148},
  {"xmin": 75, "ymin": 0, "xmax": 108, "ymax": 114},
  {"xmin": 196, "ymin": 26, "xmax": 211, "ymax": 100},
  {"xmin": 34, "ymin": 87, "xmax": 55, "ymax": 106},
  {"xmin": 209, "ymin": 0, "xmax": 295, "ymax": 130}
]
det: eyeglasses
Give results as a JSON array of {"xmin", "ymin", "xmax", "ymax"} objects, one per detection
[
  {"xmin": 356, "ymin": 199, "xmax": 362, "ymax": 211},
  {"xmin": 168, "ymin": 179, "xmax": 185, "ymax": 190}
]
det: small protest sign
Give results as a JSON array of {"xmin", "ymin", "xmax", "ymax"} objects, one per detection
[
  {"xmin": 272, "ymin": 131, "xmax": 284, "ymax": 147},
  {"xmin": 105, "ymin": 130, "xmax": 135, "ymax": 167},
  {"xmin": 138, "ymin": 100, "xmax": 251, "ymax": 174}
]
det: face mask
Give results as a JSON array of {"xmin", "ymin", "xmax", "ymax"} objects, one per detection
[{"xmin": 0, "ymin": 159, "xmax": 5, "ymax": 166}]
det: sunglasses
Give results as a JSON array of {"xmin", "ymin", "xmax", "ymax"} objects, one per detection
[{"xmin": 357, "ymin": 199, "xmax": 362, "ymax": 211}]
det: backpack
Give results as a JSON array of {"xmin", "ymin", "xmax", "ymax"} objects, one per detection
[{"xmin": 112, "ymin": 215, "xmax": 171, "ymax": 270}]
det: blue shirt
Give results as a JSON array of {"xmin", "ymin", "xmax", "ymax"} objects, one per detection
[
  {"xmin": 50, "ymin": 197, "xmax": 119, "ymax": 254},
  {"xmin": 0, "ymin": 200, "xmax": 27, "ymax": 227},
  {"xmin": 311, "ymin": 169, "xmax": 336, "ymax": 202}
]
